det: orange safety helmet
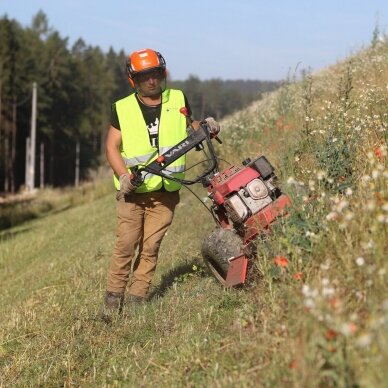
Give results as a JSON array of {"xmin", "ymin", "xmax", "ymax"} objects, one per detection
[{"xmin": 126, "ymin": 48, "xmax": 167, "ymax": 87}]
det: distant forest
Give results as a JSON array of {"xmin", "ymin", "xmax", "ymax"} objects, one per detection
[{"xmin": 0, "ymin": 11, "xmax": 281, "ymax": 193}]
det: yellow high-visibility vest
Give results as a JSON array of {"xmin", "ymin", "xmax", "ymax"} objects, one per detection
[{"xmin": 113, "ymin": 89, "xmax": 187, "ymax": 192}]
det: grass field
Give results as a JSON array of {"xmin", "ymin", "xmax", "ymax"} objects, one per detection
[{"xmin": 1, "ymin": 42, "xmax": 387, "ymax": 387}]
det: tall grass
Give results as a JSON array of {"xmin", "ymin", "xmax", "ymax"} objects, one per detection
[
  {"xmin": 0, "ymin": 178, "xmax": 112, "ymax": 230},
  {"xmin": 0, "ymin": 42, "xmax": 387, "ymax": 387}
]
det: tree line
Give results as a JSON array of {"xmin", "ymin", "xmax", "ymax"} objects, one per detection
[{"xmin": 0, "ymin": 11, "xmax": 281, "ymax": 193}]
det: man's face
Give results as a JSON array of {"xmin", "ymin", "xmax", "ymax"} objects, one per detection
[{"xmin": 134, "ymin": 68, "xmax": 164, "ymax": 97}]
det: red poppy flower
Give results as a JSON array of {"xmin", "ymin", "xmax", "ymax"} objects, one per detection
[
  {"xmin": 274, "ymin": 256, "xmax": 289, "ymax": 267},
  {"xmin": 374, "ymin": 147, "xmax": 383, "ymax": 160},
  {"xmin": 326, "ymin": 329, "xmax": 337, "ymax": 341},
  {"xmin": 329, "ymin": 297, "xmax": 340, "ymax": 309},
  {"xmin": 289, "ymin": 359, "xmax": 298, "ymax": 369},
  {"xmin": 293, "ymin": 272, "xmax": 303, "ymax": 280}
]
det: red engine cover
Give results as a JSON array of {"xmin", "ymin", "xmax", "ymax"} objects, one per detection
[{"xmin": 209, "ymin": 166, "xmax": 260, "ymax": 205}]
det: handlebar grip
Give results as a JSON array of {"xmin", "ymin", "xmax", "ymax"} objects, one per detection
[
  {"xmin": 129, "ymin": 168, "xmax": 143, "ymax": 187},
  {"xmin": 200, "ymin": 122, "xmax": 222, "ymax": 144}
]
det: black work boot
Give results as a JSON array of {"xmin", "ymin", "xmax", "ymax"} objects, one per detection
[
  {"xmin": 99, "ymin": 291, "xmax": 124, "ymax": 323},
  {"xmin": 105, "ymin": 291, "xmax": 124, "ymax": 309}
]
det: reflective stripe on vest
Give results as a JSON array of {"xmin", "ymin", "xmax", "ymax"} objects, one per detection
[{"xmin": 113, "ymin": 89, "xmax": 187, "ymax": 192}]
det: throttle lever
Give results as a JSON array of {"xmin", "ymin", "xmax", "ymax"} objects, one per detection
[
  {"xmin": 129, "ymin": 166, "xmax": 143, "ymax": 187},
  {"xmin": 200, "ymin": 122, "xmax": 222, "ymax": 144},
  {"xmin": 213, "ymin": 135, "xmax": 222, "ymax": 144},
  {"xmin": 180, "ymin": 107, "xmax": 203, "ymax": 151}
]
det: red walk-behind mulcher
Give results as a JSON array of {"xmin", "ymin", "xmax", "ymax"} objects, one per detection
[{"xmin": 130, "ymin": 122, "xmax": 291, "ymax": 287}]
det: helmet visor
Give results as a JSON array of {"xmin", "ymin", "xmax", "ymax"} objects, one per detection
[{"xmin": 134, "ymin": 68, "xmax": 165, "ymax": 83}]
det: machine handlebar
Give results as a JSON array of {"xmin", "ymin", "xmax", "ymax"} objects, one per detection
[{"xmin": 130, "ymin": 124, "xmax": 220, "ymax": 186}]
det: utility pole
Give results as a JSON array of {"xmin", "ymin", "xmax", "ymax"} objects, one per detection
[
  {"xmin": 27, "ymin": 82, "xmax": 37, "ymax": 191},
  {"xmin": 40, "ymin": 142, "xmax": 44, "ymax": 188},
  {"xmin": 75, "ymin": 141, "xmax": 80, "ymax": 187},
  {"xmin": 25, "ymin": 137, "xmax": 30, "ymax": 189}
]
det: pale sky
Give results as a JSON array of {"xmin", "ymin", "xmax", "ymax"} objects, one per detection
[{"xmin": 1, "ymin": 0, "xmax": 388, "ymax": 81}]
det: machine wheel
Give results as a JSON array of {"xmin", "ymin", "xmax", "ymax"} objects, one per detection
[{"xmin": 201, "ymin": 228, "xmax": 244, "ymax": 283}]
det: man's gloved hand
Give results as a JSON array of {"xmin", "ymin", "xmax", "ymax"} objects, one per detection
[
  {"xmin": 119, "ymin": 173, "xmax": 139, "ymax": 194},
  {"xmin": 203, "ymin": 117, "xmax": 220, "ymax": 137}
]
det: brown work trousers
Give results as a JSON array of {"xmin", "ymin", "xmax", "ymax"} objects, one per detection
[{"xmin": 106, "ymin": 190, "xmax": 180, "ymax": 297}]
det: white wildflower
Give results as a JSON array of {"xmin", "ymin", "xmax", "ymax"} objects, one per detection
[
  {"xmin": 316, "ymin": 171, "xmax": 325, "ymax": 180},
  {"xmin": 287, "ymin": 177, "xmax": 297, "ymax": 185},
  {"xmin": 302, "ymin": 285, "xmax": 318, "ymax": 298},
  {"xmin": 378, "ymin": 268, "xmax": 386, "ymax": 276},
  {"xmin": 367, "ymin": 240, "xmax": 375, "ymax": 249},
  {"xmin": 355, "ymin": 291, "xmax": 365, "ymax": 300},
  {"xmin": 361, "ymin": 175, "xmax": 371, "ymax": 184},
  {"xmin": 350, "ymin": 313, "xmax": 358, "ymax": 321},
  {"xmin": 341, "ymin": 322, "xmax": 357, "ymax": 336},
  {"xmin": 302, "ymin": 284, "xmax": 311, "ymax": 297},
  {"xmin": 357, "ymin": 333, "xmax": 372, "ymax": 347},
  {"xmin": 326, "ymin": 212, "xmax": 338, "ymax": 221},
  {"xmin": 336, "ymin": 200, "xmax": 349, "ymax": 212},
  {"xmin": 304, "ymin": 298, "xmax": 315, "ymax": 309},
  {"xmin": 339, "ymin": 222, "xmax": 348, "ymax": 230},
  {"xmin": 345, "ymin": 187, "xmax": 353, "ymax": 196},
  {"xmin": 355, "ymin": 257, "xmax": 365, "ymax": 266},
  {"xmin": 322, "ymin": 287, "xmax": 335, "ymax": 297},
  {"xmin": 331, "ymin": 195, "xmax": 340, "ymax": 204},
  {"xmin": 366, "ymin": 200, "xmax": 376, "ymax": 211}
]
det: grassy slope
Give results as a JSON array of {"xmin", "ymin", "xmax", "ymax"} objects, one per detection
[
  {"xmin": 1, "ymin": 43, "xmax": 388, "ymax": 387},
  {"xmin": 0, "ymin": 189, "xmax": 266, "ymax": 387}
]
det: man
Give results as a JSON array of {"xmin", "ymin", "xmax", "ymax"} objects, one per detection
[{"xmin": 102, "ymin": 48, "xmax": 219, "ymax": 314}]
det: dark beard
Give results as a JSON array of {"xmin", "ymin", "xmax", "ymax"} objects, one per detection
[
  {"xmin": 137, "ymin": 87, "xmax": 162, "ymax": 97},
  {"xmin": 136, "ymin": 79, "xmax": 166, "ymax": 97}
]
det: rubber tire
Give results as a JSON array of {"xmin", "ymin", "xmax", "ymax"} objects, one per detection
[{"xmin": 201, "ymin": 228, "xmax": 244, "ymax": 283}]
